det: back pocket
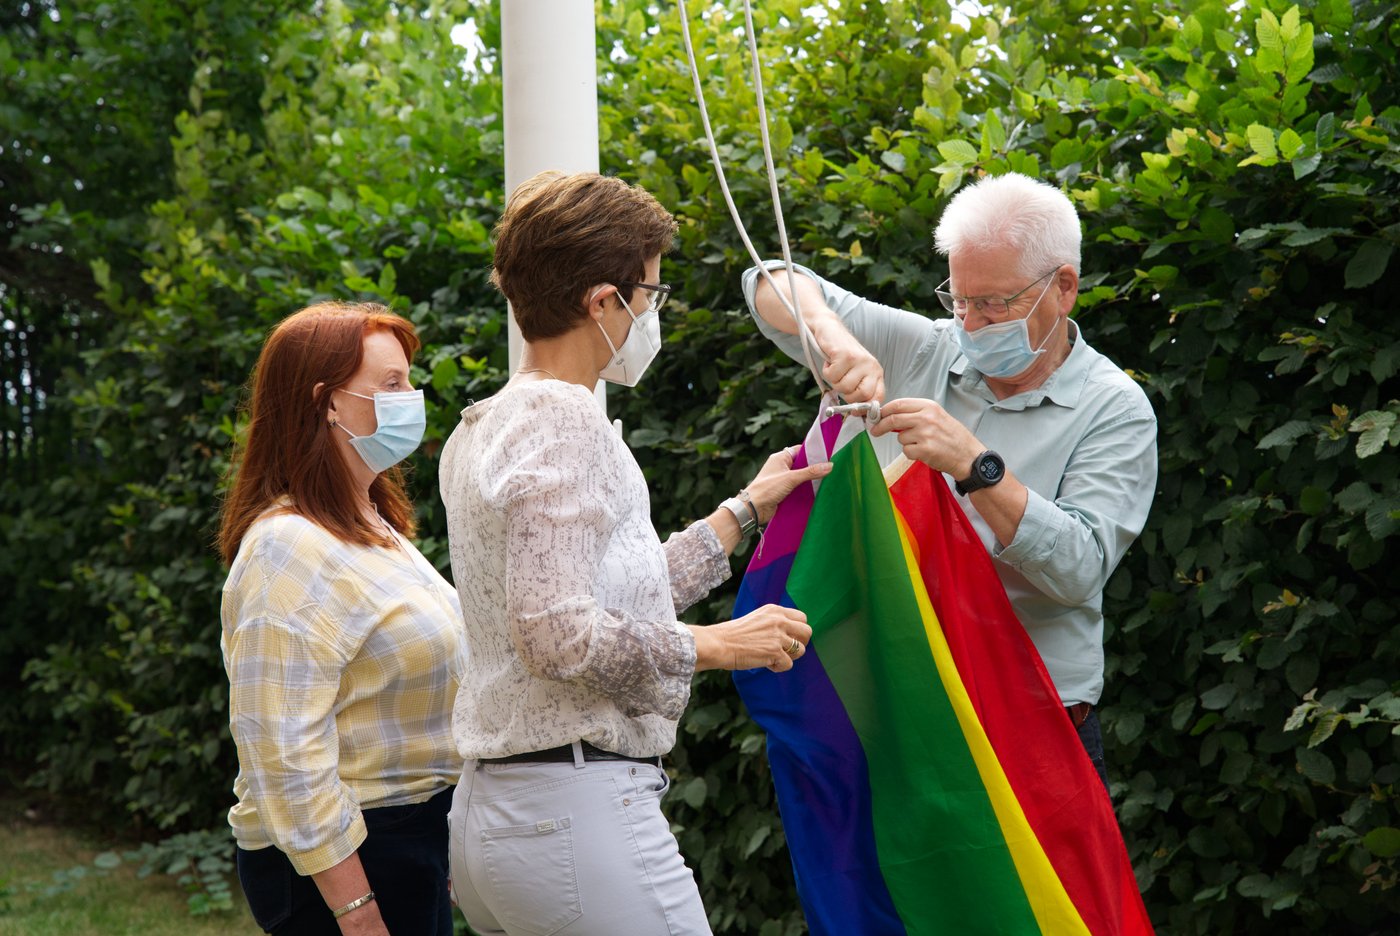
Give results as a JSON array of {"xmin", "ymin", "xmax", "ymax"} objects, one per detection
[{"xmin": 480, "ymin": 816, "xmax": 581, "ymax": 936}]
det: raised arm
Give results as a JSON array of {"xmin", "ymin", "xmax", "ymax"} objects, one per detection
[{"xmin": 748, "ymin": 263, "xmax": 885, "ymax": 403}]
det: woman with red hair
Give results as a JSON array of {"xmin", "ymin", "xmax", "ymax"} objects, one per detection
[{"xmin": 219, "ymin": 302, "xmax": 464, "ymax": 936}]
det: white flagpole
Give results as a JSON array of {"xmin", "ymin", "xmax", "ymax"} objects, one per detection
[{"xmin": 500, "ymin": 0, "xmax": 606, "ymax": 412}]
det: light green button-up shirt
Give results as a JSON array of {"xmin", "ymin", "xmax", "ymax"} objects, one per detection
[{"xmin": 744, "ymin": 263, "xmax": 1158, "ymax": 706}]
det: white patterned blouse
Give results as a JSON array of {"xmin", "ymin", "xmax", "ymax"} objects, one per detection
[{"xmin": 438, "ymin": 379, "xmax": 730, "ymax": 760}]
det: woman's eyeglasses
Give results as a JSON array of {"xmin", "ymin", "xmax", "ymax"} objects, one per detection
[{"xmin": 615, "ymin": 281, "xmax": 673, "ymax": 314}]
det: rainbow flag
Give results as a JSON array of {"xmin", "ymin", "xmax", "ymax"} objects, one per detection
[{"xmin": 732, "ymin": 413, "xmax": 1154, "ymax": 935}]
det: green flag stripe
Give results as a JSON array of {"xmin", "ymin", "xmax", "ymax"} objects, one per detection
[{"xmin": 787, "ymin": 437, "xmax": 1040, "ymax": 934}]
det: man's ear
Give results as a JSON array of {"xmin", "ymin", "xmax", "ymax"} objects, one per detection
[{"xmin": 1056, "ymin": 266, "xmax": 1080, "ymax": 313}]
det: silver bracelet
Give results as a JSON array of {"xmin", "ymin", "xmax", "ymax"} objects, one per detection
[
  {"xmin": 737, "ymin": 489, "xmax": 762, "ymax": 529},
  {"xmin": 720, "ymin": 495, "xmax": 758, "ymax": 537},
  {"xmin": 331, "ymin": 891, "xmax": 376, "ymax": 919}
]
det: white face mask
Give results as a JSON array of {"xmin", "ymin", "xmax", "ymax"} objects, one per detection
[{"xmin": 594, "ymin": 287, "xmax": 662, "ymax": 387}]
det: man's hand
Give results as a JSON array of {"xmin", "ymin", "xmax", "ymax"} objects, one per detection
[
  {"xmin": 819, "ymin": 329, "xmax": 885, "ymax": 404},
  {"xmin": 752, "ymin": 267, "xmax": 884, "ymax": 403},
  {"xmin": 869, "ymin": 398, "xmax": 984, "ymax": 477}
]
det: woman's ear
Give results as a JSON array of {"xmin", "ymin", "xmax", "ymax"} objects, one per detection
[
  {"xmin": 315, "ymin": 381, "xmax": 338, "ymax": 425},
  {"xmin": 586, "ymin": 284, "xmax": 616, "ymax": 322}
]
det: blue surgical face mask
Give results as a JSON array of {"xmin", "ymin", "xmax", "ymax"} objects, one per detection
[
  {"xmin": 334, "ymin": 388, "xmax": 426, "ymax": 473},
  {"xmin": 953, "ymin": 278, "xmax": 1060, "ymax": 379}
]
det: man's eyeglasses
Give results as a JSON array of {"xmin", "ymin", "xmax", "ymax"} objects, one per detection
[
  {"xmin": 615, "ymin": 281, "xmax": 673, "ymax": 315},
  {"xmin": 935, "ymin": 267, "xmax": 1060, "ymax": 321}
]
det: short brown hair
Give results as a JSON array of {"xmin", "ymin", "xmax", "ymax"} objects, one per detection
[
  {"xmin": 490, "ymin": 171, "xmax": 678, "ymax": 341},
  {"xmin": 218, "ymin": 302, "xmax": 421, "ymax": 565}
]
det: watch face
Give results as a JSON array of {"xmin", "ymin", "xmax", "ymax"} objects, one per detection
[{"xmin": 977, "ymin": 453, "xmax": 1005, "ymax": 483}]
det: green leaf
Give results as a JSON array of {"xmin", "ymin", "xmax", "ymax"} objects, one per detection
[
  {"xmin": 1363, "ymin": 827, "xmax": 1400, "ymax": 858},
  {"xmin": 1255, "ymin": 9, "xmax": 1283, "ymax": 52},
  {"xmin": 1365, "ymin": 500, "xmax": 1399, "ymax": 539},
  {"xmin": 1220, "ymin": 751, "xmax": 1253, "ymax": 785},
  {"xmin": 1115, "ymin": 711, "xmax": 1145, "ymax": 744},
  {"xmin": 1280, "ymin": 226, "xmax": 1346, "ymax": 247},
  {"xmin": 1344, "ymin": 240, "xmax": 1393, "ymax": 289},
  {"xmin": 1201, "ymin": 683, "xmax": 1238, "ymax": 710},
  {"xmin": 1258, "ymin": 420, "xmax": 1312, "ymax": 449},
  {"xmin": 1246, "ymin": 124, "xmax": 1278, "ymax": 158},
  {"xmin": 880, "ymin": 150, "xmax": 907, "ymax": 174},
  {"xmin": 1315, "ymin": 112, "xmax": 1337, "ymax": 146},
  {"xmin": 936, "ymin": 139, "xmax": 979, "ymax": 165},
  {"xmin": 742, "ymin": 823, "xmax": 771, "ymax": 858},
  {"xmin": 1298, "ymin": 486, "xmax": 1330, "ymax": 515},
  {"xmin": 1277, "ymin": 128, "xmax": 1304, "ymax": 159},
  {"xmin": 1292, "ymin": 151, "xmax": 1322, "ymax": 180},
  {"xmin": 93, "ymin": 851, "xmax": 123, "ymax": 870},
  {"xmin": 1296, "ymin": 747, "xmax": 1335, "ymax": 784},
  {"xmin": 431, "ymin": 357, "xmax": 459, "ymax": 395},
  {"xmin": 1308, "ymin": 711, "xmax": 1343, "ymax": 747},
  {"xmin": 681, "ymin": 775, "xmax": 708, "ymax": 809},
  {"xmin": 1286, "ymin": 655, "xmax": 1320, "ymax": 695},
  {"xmin": 983, "ymin": 110, "xmax": 1007, "ymax": 153}
]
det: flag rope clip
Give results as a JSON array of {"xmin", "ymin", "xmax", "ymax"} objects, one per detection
[{"xmin": 824, "ymin": 400, "xmax": 882, "ymax": 426}]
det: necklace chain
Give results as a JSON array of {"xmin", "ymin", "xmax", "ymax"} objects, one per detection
[{"xmin": 516, "ymin": 367, "xmax": 560, "ymax": 381}]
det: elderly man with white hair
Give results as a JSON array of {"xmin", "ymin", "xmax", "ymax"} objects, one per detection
[{"xmin": 744, "ymin": 171, "xmax": 1157, "ymax": 789}]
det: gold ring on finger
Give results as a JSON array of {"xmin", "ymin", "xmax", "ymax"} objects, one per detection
[{"xmin": 785, "ymin": 637, "xmax": 801, "ymax": 657}]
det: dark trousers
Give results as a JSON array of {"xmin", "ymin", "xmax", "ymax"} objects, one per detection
[
  {"xmin": 237, "ymin": 785, "xmax": 454, "ymax": 936},
  {"xmin": 1075, "ymin": 709, "xmax": 1111, "ymax": 794}
]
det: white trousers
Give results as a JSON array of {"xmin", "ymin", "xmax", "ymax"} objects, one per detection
[{"xmin": 448, "ymin": 756, "xmax": 713, "ymax": 936}]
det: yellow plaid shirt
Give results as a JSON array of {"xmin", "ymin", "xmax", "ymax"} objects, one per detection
[{"xmin": 221, "ymin": 510, "xmax": 466, "ymax": 875}]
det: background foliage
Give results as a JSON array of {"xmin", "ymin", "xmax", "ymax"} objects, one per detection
[{"xmin": 2, "ymin": 0, "xmax": 1397, "ymax": 932}]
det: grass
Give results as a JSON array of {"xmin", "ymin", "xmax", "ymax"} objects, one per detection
[{"xmin": 0, "ymin": 792, "xmax": 261, "ymax": 936}]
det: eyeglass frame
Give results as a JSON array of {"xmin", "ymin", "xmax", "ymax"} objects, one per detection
[
  {"xmin": 614, "ymin": 280, "xmax": 673, "ymax": 315},
  {"xmin": 935, "ymin": 267, "xmax": 1062, "ymax": 321}
]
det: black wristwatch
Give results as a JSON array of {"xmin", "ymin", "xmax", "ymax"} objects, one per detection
[{"xmin": 955, "ymin": 450, "xmax": 1006, "ymax": 496}]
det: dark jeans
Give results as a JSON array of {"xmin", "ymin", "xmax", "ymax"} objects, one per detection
[
  {"xmin": 1076, "ymin": 709, "xmax": 1110, "ymax": 794},
  {"xmin": 237, "ymin": 785, "xmax": 454, "ymax": 936}
]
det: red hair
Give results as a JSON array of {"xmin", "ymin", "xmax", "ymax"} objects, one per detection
[{"xmin": 218, "ymin": 302, "xmax": 422, "ymax": 565}]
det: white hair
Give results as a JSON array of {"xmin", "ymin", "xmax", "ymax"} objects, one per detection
[{"xmin": 933, "ymin": 172, "xmax": 1082, "ymax": 277}]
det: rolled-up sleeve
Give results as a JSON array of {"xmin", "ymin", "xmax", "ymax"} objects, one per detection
[
  {"xmin": 994, "ymin": 407, "xmax": 1158, "ymax": 606},
  {"xmin": 225, "ymin": 613, "xmax": 366, "ymax": 876},
  {"xmin": 503, "ymin": 393, "xmax": 696, "ymax": 720},
  {"xmin": 742, "ymin": 261, "xmax": 934, "ymax": 380}
]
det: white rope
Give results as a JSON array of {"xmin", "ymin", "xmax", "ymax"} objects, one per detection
[{"xmin": 674, "ymin": 0, "xmax": 829, "ymax": 396}]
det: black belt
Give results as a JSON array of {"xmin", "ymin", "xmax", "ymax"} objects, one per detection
[{"xmin": 479, "ymin": 741, "xmax": 662, "ymax": 766}]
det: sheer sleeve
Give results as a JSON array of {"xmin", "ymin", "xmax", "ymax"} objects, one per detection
[{"xmin": 501, "ymin": 390, "xmax": 696, "ymax": 719}]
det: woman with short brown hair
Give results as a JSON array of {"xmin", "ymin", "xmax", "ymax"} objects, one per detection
[
  {"xmin": 220, "ymin": 302, "xmax": 464, "ymax": 936},
  {"xmin": 440, "ymin": 172, "xmax": 827, "ymax": 935}
]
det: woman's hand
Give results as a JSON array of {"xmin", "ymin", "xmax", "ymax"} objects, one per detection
[
  {"xmin": 743, "ymin": 446, "xmax": 834, "ymax": 524},
  {"xmin": 690, "ymin": 604, "xmax": 812, "ymax": 673}
]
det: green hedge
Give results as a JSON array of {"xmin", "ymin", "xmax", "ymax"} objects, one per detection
[{"xmin": 2, "ymin": 0, "xmax": 1397, "ymax": 931}]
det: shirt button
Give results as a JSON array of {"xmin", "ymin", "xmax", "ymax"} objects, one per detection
[
  {"xmin": 623, "ymin": 798, "xmax": 631, "ymax": 806},
  {"xmin": 630, "ymin": 767, "xmax": 637, "ymax": 776}
]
